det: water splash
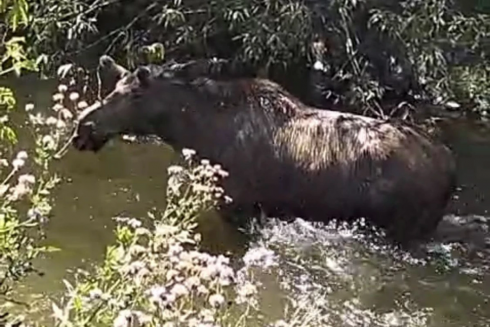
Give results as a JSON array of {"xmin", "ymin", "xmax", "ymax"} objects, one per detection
[{"xmin": 237, "ymin": 215, "xmax": 490, "ymax": 327}]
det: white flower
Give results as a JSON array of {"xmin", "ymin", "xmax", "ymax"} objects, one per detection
[
  {"xmin": 57, "ymin": 84, "xmax": 68, "ymax": 93},
  {"xmin": 273, "ymin": 320, "xmax": 290, "ymax": 327},
  {"xmin": 56, "ymin": 119, "xmax": 66, "ymax": 129},
  {"xmin": 52, "ymin": 103, "xmax": 64, "ymax": 112},
  {"xmin": 170, "ymin": 283, "xmax": 189, "ymax": 298},
  {"xmin": 182, "ymin": 148, "xmax": 196, "ymax": 159},
  {"xmin": 168, "ymin": 244, "xmax": 183, "ymax": 256},
  {"xmin": 235, "ymin": 281, "xmax": 257, "ymax": 303},
  {"xmin": 29, "ymin": 113, "xmax": 45, "ymax": 125},
  {"xmin": 60, "ymin": 108, "xmax": 73, "ymax": 120},
  {"xmin": 9, "ymin": 176, "xmax": 35, "ymax": 200},
  {"xmin": 16, "ymin": 151, "xmax": 28, "ymax": 160},
  {"xmin": 27, "ymin": 208, "xmax": 47, "ymax": 224},
  {"xmin": 52, "ymin": 93, "xmax": 64, "ymax": 102},
  {"xmin": 148, "ymin": 285, "xmax": 168, "ymax": 305},
  {"xmin": 18, "ymin": 174, "xmax": 35, "ymax": 185},
  {"xmin": 200, "ymin": 264, "xmax": 219, "ymax": 281},
  {"xmin": 148, "ymin": 285, "xmax": 166, "ymax": 299},
  {"xmin": 155, "ymin": 224, "xmax": 179, "ymax": 236},
  {"xmin": 41, "ymin": 135, "xmax": 57, "ymax": 150},
  {"xmin": 184, "ymin": 276, "xmax": 201, "ymax": 289},
  {"xmin": 216, "ymin": 254, "xmax": 230, "ymax": 265},
  {"xmin": 77, "ymin": 101, "xmax": 88, "ymax": 109},
  {"xmin": 166, "ymin": 269, "xmax": 179, "ymax": 282},
  {"xmin": 113, "ymin": 310, "xmax": 150, "ymax": 327},
  {"xmin": 114, "ymin": 310, "xmax": 131, "ymax": 327},
  {"xmin": 25, "ymin": 103, "xmax": 35, "ymax": 111},
  {"xmin": 197, "ymin": 285, "xmax": 209, "ymax": 295},
  {"xmin": 313, "ymin": 60, "xmax": 325, "ymax": 71},
  {"xmin": 218, "ymin": 266, "xmax": 235, "ymax": 286},
  {"xmin": 126, "ymin": 218, "xmax": 142, "ymax": 228},
  {"xmin": 208, "ymin": 293, "xmax": 225, "ymax": 308},
  {"xmin": 217, "ymin": 169, "xmax": 229, "ymax": 178},
  {"xmin": 167, "ymin": 165, "xmax": 183, "ymax": 175},
  {"xmin": 46, "ymin": 117, "xmax": 58, "ymax": 125},
  {"xmin": 12, "ymin": 158, "xmax": 25, "ymax": 170},
  {"xmin": 69, "ymin": 92, "xmax": 80, "ymax": 101}
]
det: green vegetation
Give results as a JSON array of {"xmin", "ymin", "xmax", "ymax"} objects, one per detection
[
  {"xmin": 48, "ymin": 149, "xmax": 328, "ymax": 327},
  {"xmin": 3, "ymin": 0, "xmax": 490, "ymax": 116},
  {"xmin": 0, "ymin": 0, "xmax": 490, "ymax": 325}
]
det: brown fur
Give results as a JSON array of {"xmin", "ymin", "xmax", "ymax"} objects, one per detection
[{"xmin": 72, "ymin": 56, "xmax": 457, "ymax": 245}]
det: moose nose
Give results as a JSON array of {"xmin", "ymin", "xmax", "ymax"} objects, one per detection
[
  {"xmin": 72, "ymin": 121, "xmax": 95, "ymax": 150},
  {"xmin": 72, "ymin": 134, "xmax": 84, "ymax": 149}
]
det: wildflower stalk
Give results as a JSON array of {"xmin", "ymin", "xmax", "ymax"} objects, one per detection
[
  {"xmin": 0, "ymin": 64, "xmax": 82, "ymax": 324},
  {"xmin": 48, "ymin": 148, "xmax": 267, "ymax": 327}
]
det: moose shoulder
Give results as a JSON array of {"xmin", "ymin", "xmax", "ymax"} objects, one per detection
[{"xmin": 72, "ymin": 55, "xmax": 457, "ymax": 245}]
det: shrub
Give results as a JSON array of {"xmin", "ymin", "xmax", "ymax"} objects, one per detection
[
  {"xmin": 0, "ymin": 81, "xmax": 81, "ymax": 325},
  {"xmin": 47, "ymin": 146, "xmax": 333, "ymax": 327},
  {"xmin": 14, "ymin": 0, "xmax": 490, "ymax": 117}
]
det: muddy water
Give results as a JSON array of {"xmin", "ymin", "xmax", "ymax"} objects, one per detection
[{"xmin": 4, "ymin": 76, "xmax": 490, "ymax": 326}]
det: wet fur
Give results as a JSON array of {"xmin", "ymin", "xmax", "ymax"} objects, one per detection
[{"xmin": 75, "ymin": 58, "xmax": 457, "ymax": 245}]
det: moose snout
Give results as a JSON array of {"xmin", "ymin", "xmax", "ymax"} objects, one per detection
[{"xmin": 72, "ymin": 122, "xmax": 95, "ymax": 151}]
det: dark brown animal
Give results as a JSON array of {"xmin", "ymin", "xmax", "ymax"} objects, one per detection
[{"xmin": 72, "ymin": 55, "xmax": 457, "ymax": 245}]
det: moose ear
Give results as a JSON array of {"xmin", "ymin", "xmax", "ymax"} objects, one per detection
[
  {"xmin": 135, "ymin": 67, "xmax": 151, "ymax": 87},
  {"xmin": 99, "ymin": 55, "xmax": 129, "ymax": 79}
]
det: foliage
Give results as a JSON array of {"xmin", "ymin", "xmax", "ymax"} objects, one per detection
[
  {"xmin": 50, "ymin": 151, "xmax": 243, "ymax": 326},
  {"xmin": 0, "ymin": 61, "xmax": 85, "ymax": 325},
  {"xmin": 49, "ymin": 148, "xmax": 330, "ymax": 327},
  {"xmin": 0, "ymin": 0, "xmax": 29, "ymax": 31},
  {"xmin": 0, "ymin": 0, "xmax": 38, "ymax": 77},
  {"xmin": 367, "ymin": 0, "xmax": 490, "ymax": 114},
  {"xmin": 7, "ymin": 0, "xmax": 490, "ymax": 118},
  {"xmin": 0, "ymin": 2, "xmax": 55, "ymax": 322}
]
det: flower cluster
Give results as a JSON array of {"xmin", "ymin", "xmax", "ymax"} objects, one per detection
[
  {"xmin": 0, "ymin": 75, "xmax": 85, "ymax": 321},
  {"xmin": 50, "ymin": 149, "xmax": 264, "ymax": 327},
  {"xmin": 25, "ymin": 80, "xmax": 83, "ymax": 160},
  {"xmin": 164, "ymin": 149, "xmax": 232, "ymax": 227}
]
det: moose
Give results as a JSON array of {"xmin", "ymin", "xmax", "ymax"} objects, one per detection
[{"xmin": 72, "ymin": 55, "xmax": 457, "ymax": 245}]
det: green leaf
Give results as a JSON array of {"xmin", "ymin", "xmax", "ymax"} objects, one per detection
[
  {"xmin": 0, "ymin": 87, "xmax": 16, "ymax": 111},
  {"xmin": 8, "ymin": 0, "xmax": 29, "ymax": 31}
]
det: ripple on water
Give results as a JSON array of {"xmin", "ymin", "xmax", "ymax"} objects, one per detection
[{"xmin": 238, "ymin": 215, "xmax": 490, "ymax": 327}]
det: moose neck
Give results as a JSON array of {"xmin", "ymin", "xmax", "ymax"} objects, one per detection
[{"xmin": 146, "ymin": 77, "xmax": 307, "ymax": 163}]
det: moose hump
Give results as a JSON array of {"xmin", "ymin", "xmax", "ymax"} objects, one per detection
[{"xmin": 72, "ymin": 56, "xmax": 457, "ymax": 245}]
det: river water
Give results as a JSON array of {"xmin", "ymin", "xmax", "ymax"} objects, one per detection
[{"xmin": 4, "ymin": 75, "xmax": 490, "ymax": 326}]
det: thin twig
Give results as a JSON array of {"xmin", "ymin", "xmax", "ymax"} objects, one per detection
[
  {"xmin": 66, "ymin": 2, "xmax": 159, "ymax": 57},
  {"xmin": 59, "ymin": 0, "xmax": 122, "ymax": 22}
]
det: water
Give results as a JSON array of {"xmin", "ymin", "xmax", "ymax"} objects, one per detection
[{"xmin": 4, "ymin": 75, "xmax": 490, "ymax": 326}]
